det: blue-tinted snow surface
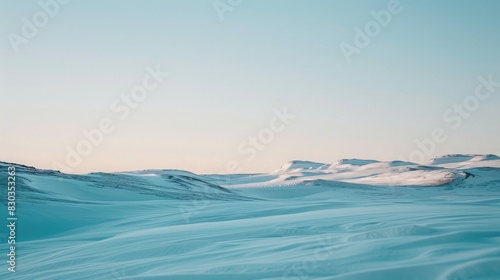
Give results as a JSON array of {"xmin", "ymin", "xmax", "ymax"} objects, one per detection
[{"xmin": 1, "ymin": 156, "xmax": 500, "ymax": 280}]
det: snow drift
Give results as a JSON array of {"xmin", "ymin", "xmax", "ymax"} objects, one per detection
[{"xmin": 1, "ymin": 154, "xmax": 499, "ymax": 279}]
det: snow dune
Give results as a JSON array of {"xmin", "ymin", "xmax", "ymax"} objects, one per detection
[
  {"xmin": 229, "ymin": 154, "xmax": 500, "ymax": 188},
  {"xmin": 1, "ymin": 154, "xmax": 499, "ymax": 279},
  {"xmin": 428, "ymin": 154, "xmax": 500, "ymax": 169}
]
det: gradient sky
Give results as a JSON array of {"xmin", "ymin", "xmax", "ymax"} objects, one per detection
[{"xmin": 1, "ymin": 0, "xmax": 500, "ymax": 174}]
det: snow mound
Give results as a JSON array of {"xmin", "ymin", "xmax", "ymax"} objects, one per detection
[
  {"xmin": 429, "ymin": 154, "xmax": 500, "ymax": 165},
  {"xmin": 4, "ymin": 166, "xmax": 249, "ymax": 204},
  {"xmin": 275, "ymin": 160, "xmax": 330, "ymax": 173},
  {"xmin": 386, "ymin": 160, "xmax": 417, "ymax": 167},
  {"xmin": 235, "ymin": 157, "xmax": 477, "ymax": 188},
  {"xmin": 335, "ymin": 159, "xmax": 379, "ymax": 166},
  {"xmin": 120, "ymin": 169, "xmax": 198, "ymax": 175}
]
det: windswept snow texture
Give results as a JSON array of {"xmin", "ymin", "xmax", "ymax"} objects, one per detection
[{"xmin": 1, "ymin": 154, "xmax": 500, "ymax": 280}]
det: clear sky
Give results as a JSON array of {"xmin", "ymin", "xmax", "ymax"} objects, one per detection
[{"xmin": 1, "ymin": 0, "xmax": 500, "ymax": 174}]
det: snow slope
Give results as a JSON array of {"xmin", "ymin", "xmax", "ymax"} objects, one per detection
[
  {"xmin": 226, "ymin": 157, "xmax": 474, "ymax": 188},
  {"xmin": 428, "ymin": 154, "xmax": 500, "ymax": 169},
  {"xmin": 1, "ymin": 155, "xmax": 500, "ymax": 279}
]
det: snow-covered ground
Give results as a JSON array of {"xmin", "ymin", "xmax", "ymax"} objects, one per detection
[{"xmin": 1, "ymin": 154, "xmax": 500, "ymax": 279}]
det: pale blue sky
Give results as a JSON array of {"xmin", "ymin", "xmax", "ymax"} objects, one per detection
[{"xmin": 1, "ymin": 0, "xmax": 499, "ymax": 174}]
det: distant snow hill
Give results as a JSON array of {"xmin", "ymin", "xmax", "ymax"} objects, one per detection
[
  {"xmin": 1, "ymin": 154, "xmax": 500, "ymax": 204},
  {"xmin": 232, "ymin": 154, "xmax": 500, "ymax": 188}
]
